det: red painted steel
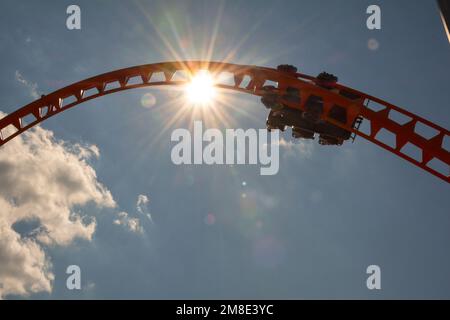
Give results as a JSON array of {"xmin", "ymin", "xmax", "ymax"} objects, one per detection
[{"xmin": 0, "ymin": 61, "xmax": 448, "ymax": 183}]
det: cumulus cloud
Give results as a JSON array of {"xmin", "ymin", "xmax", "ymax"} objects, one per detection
[
  {"xmin": 113, "ymin": 194, "xmax": 154, "ymax": 233},
  {"xmin": 136, "ymin": 194, "xmax": 153, "ymax": 223},
  {"xmin": 263, "ymin": 136, "xmax": 314, "ymax": 159},
  {"xmin": 0, "ymin": 112, "xmax": 115, "ymax": 298},
  {"xmin": 14, "ymin": 71, "xmax": 40, "ymax": 100},
  {"xmin": 0, "ymin": 211, "xmax": 53, "ymax": 297},
  {"xmin": 113, "ymin": 212, "xmax": 143, "ymax": 234},
  {"xmin": 276, "ymin": 137, "xmax": 314, "ymax": 158}
]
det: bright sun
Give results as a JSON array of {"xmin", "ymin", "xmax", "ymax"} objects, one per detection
[{"xmin": 185, "ymin": 71, "xmax": 216, "ymax": 106}]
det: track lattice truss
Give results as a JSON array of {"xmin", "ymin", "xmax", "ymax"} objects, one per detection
[{"xmin": 0, "ymin": 61, "xmax": 449, "ymax": 183}]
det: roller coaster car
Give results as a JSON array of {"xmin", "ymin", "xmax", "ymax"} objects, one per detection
[
  {"xmin": 261, "ymin": 85, "xmax": 284, "ymax": 111},
  {"xmin": 263, "ymin": 70, "xmax": 353, "ymax": 145},
  {"xmin": 276, "ymin": 64, "xmax": 298, "ymax": 75},
  {"xmin": 266, "ymin": 110, "xmax": 286, "ymax": 132},
  {"xmin": 265, "ymin": 107, "xmax": 351, "ymax": 145},
  {"xmin": 314, "ymin": 72, "xmax": 338, "ymax": 89},
  {"xmin": 292, "ymin": 126, "xmax": 315, "ymax": 140}
]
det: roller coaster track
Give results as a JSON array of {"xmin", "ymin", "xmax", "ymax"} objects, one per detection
[{"xmin": 0, "ymin": 61, "xmax": 448, "ymax": 183}]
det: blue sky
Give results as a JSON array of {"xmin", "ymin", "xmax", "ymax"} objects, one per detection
[{"xmin": 0, "ymin": 0, "xmax": 449, "ymax": 299}]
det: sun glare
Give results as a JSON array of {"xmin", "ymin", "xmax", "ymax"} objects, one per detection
[{"xmin": 186, "ymin": 71, "xmax": 216, "ymax": 106}]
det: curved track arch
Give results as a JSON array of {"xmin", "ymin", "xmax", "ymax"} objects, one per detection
[{"xmin": 0, "ymin": 61, "xmax": 449, "ymax": 183}]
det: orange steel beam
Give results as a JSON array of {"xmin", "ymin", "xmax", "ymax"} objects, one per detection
[{"xmin": 0, "ymin": 61, "xmax": 449, "ymax": 183}]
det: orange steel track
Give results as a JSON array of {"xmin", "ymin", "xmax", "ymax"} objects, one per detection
[{"xmin": 0, "ymin": 61, "xmax": 449, "ymax": 183}]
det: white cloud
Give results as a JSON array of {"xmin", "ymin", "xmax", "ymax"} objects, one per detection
[
  {"xmin": 276, "ymin": 137, "xmax": 314, "ymax": 158},
  {"xmin": 136, "ymin": 194, "xmax": 149, "ymax": 213},
  {"xmin": 263, "ymin": 136, "xmax": 314, "ymax": 159},
  {"xmin": 14, "ymin": 71, "xmax": 40, "ymax": 100},
  {"xmin": 113, "ymin": 194, "xmax": 153, "ymax": 233},
  {"xmin": 0, "ymin": 112, "xmax": 115, "ymax": 298},
  {"xmin": 136, "ymin": 194, "xmax": 153, "ymax": 223},
  {"xmin": 0, "ymin": 211, "xmax": 53, "ymax": 297},
  {"xmin": 113, "ymin": 212, "xmax": 143, "ymax": 234}
]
